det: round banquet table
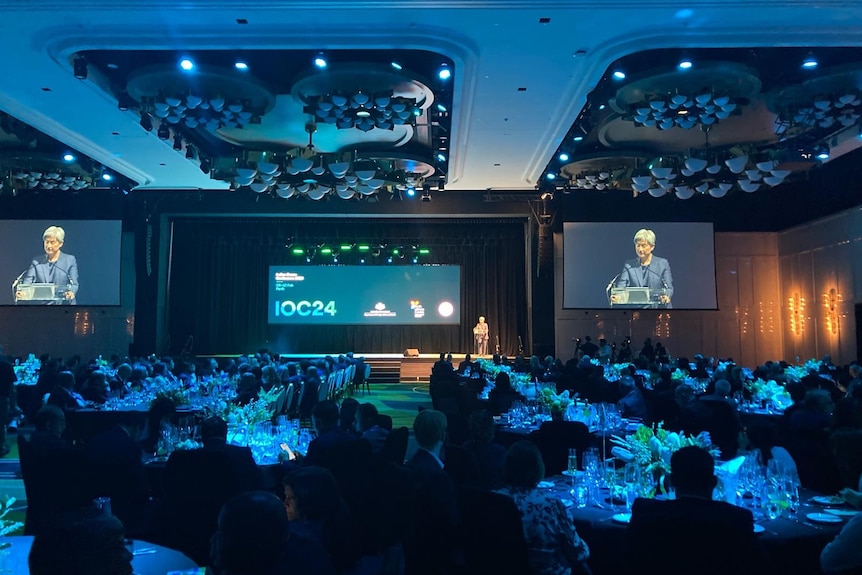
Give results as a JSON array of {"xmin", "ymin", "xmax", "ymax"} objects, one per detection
[
  {"xmin": 539, "ymin": 475, "xmax": 842, "ymax": 575},
  {"xmin": 0, "ymin": 536, "xmax": 198, "ymax": 574}
]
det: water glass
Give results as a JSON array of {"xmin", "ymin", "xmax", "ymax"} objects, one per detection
[
  {"xmin": 568, "ymin": 449, "xmax": 579, "ymax": 474},
  {"xmin": 583, "ymin": 449, "xmax": 599, "ymax": 477},
  {"xmin": 571, "ymin": 473, "xmax": 589, "ymax": 508},
  {"xmin": 298, "ymin": 428, "xmax": 312, "ymax": 452}
]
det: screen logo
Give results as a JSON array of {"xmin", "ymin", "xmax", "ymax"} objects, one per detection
[{"xmin": 363, "ymin": 302, "xmax": 397, "ymax": 318}]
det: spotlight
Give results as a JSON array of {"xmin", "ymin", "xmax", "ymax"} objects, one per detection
[
  {"xmin": 558, "ymin": 152, "xmax": 569, "ymax": 162},
  {"xmin": 313, "ymin": 52, "xmax": 328, "ymax": 69},
  {"xmin": 612, "ymin": 69, "xmax": 626, "ymax": 80},
  {"xmin": 62, "ymin": 153, "xmax": 76, "ymax": 163},
  {"xmin": 139, "ymin": 113, "xmax": 153, "ymax": 132},
  {"xmin": 173, "ymin": 134, "xmax": 183, "ymax": 151},
  {"xmin": 436, "ymin": 152, "xmax": 446, "ymax": 162},
  {"xmin": 101, "ymin": 171, "xmax": 113, "ymax": 182},
  {"xmin": 573, "ymin": 135, "xmax": 584, "ymax": 142},
  {"xmin": 157, "ymin": 123, "xmax": 171, "ymax": 140},
  {"xmin": 185, "ymin": 145, "xmax": 196, "ymax": 159},
  {"xmin": 406, "ymin": 187, "xmax": 416, "ymax": 197},
  {"xmin": 436, "ymin": 103, "xmax": 447, "ymax": 112},
  {"xmin": 546, "ymin": 173, "xmax": 556, "ymax": 180},
  {"xmin": 234, "ymin": 61, "xmax": 249, "ymax": 71},
  {"xmin": 199, "ymin": 158, "xmax": 212, "ymax": 174},
  {"xmin": 179, "ymin": 57, "xmax": 195, "ymax": 71},
  {"xmin": 678, "ymin": 57, "xmax": 693, "ymax": 70},
  {"xmin": 73, "ymin": 57, "xmax": 88, "ymax": 80},
  {"xmin": 802, "ymin": 53, "xmax": 818, "ymax": 69},
  {"xmin": 438, "ymin": 63, "xmax": 451, "ymax": 80},
  {"xmin": 390, "ymin": 61, "xmax": 403, "ymax": 70},
  {"xmin": 816, "ymin": 148, "xmax": 830, "ymax": 160}
]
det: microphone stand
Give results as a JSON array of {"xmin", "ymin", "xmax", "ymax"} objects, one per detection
[{"xmin": 11, "ymin": 268, "xmax": 28, "ymax": 304}]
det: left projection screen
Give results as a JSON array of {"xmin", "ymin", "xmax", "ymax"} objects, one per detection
[{"xmin": 267, "ymin": 265, "xmax": 461, "ymax": 325}]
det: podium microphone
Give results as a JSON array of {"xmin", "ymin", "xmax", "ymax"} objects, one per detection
[
  {"xmin": 643, "ymin": 266, "xmax": 669, "ymax": 289},
  {"xmin": 11, "ymin": 268, "xmax": 28, "ymax": 288}
]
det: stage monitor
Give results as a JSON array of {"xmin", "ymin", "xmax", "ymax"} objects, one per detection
[
  {"xmin": 562, "ymin": 222, "xmax": 717, "ymax": 310},
  {"xmin": 268, "ymin": 265, "xmax": 461, "ymax": 325},
  {"xmin": 0, "ymin": 220, "xmax": 123, "ymax": 306}
]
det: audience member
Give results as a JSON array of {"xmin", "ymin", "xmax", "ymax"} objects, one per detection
[
  {"xmin": 0, "ymin": 359, "xmax": 17, "ymax": 457},
  {"xmin": 29, "ymin": 509, "xmax": 133, "ymax": 575},
  {"xmin": 304, "ymin": 400, "xmax": 353, "ymax": 465},
  {"xmin": 463, "ymin": 409, "xmax": 506, "ymax": 489},
  {"xmin": 495, "ymin": 440, "xmax": 590, "ymax": 575},
  {"xmin": 617, "ymin": 375, "xmax": 648, "ymax": 421},
  {"xmin": 355, "ymin": 403, "xmax": 389, "ymax": 454},
  {"xmin": 47, "ymin": 371, "xmax": 85, "ymax": 412}
]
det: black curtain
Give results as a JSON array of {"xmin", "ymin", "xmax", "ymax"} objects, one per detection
[{"xmin": 167, "ymin": 218, "xmax": 528, "ymax": 356}]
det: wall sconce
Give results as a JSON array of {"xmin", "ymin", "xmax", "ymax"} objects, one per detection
[
  {"xmin": 788, "ymin": 292, "xmax": 805, "ymax": 335},
  {"xmin": 823, "ymin": 288, "xmax": 841, "ymax": 335}
]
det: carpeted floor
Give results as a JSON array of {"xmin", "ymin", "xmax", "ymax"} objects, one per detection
[{"xmin": 351, "ymin": 382, "xmax": 432, "ymax": 429}]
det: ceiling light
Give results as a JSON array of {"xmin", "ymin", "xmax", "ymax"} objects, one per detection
[
  {"xmin": 816, "ymin": 149, "xmax": 830, "ymax": 160},
  {"xmin": 546, "ymin": 173, "xmax": 556, "ymax": 180},
  {"xmin": 173, "ymin": 134, "xmax": 183, "ymax": 151},
  {"xmin": 438, "ymin": 63, "xmax": 452, "ymax": 80},
  {"xmin": 101, "ymin": 171, "xmax": 113, "ymax": 182},
  {"xmin": 678, "ymin": 57, "xmax": 693, "ymax": 70},
  {"xmin": 802, "ymin": 53, "xmax": 818, "ymax": 69},
  {"xmin": 179, "ymin": 58, "xmax": 195, "ymax": 71},
  {"xmin": 139, "ymin": 113, "xmax": 153, "ymax": 132},
  {"xmin": 437, "ymin": 103, "xmax": 447, "ymax": 112},
  {"xmin": 612, "ymin": 69, "xmax": 626, "ymax": 81},
  {"xmin": 558, "ymin": 153, "xmax": 569, "ymax": 162},
  {"xmin": 406, "ymin": 187, "xmax": 416, "ymax": 197},
  {"xmin": 234, "ymin": 61, "xmax": 249, "ymax": 71},
  {"xmin": 73, "ymin": 57, "xmax": 88, "ymax": 80},
  {"xmin": 391, "ymin": 61, "xmax": 402, "ymax": 70},
  {"xmin": 157, "ymin": 123, "xmax": 171, "ymax": 140},
  {"xmin": 436, "ymin": 153, "xmax": 446, "ymax": 162},
  {"xmin": 62, "ymin": 153, "xmax": 76, "ymax": 162},
  {"xmin": 314, "ymin": 52, "xmax": 328, "ymax": 69},
  {"xmin": 573, "ymin": 135, "xmax": 584, "ymax": 142}
]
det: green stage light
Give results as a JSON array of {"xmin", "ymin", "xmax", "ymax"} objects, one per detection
[
  {"xmin": 357, "ymin": 244, "xmax": 370, "ymax": 252},
  {"xmin": 418, "ymin": 248, "xmax": 430, "ymax": 255},
  {"xmin": 291, "ymin": 247, "xmax": 305, "ymax": 255},
  {"xmin": 392, "ymin": 248, "xmax": 400, "ymax": 255},
  {"xmin": 320, "ymin": 247, "xmax": 332, "ymax": 255},
  {"xmin": 340, "ymin": 244, "xmax": 353, "ymax": 251}
]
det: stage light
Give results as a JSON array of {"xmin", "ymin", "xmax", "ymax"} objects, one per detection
[
  {"xmin": 62, "ymin": 153, "xmax": 76, "ymax": 162},
  {"xmin": 179, "ymin": 57, "xmax": 195, "ymax": 71},
  {"xmin": 117, "ymin": 92, "xmax": 133, "ymax": 112},
  {"xmin": 101, "ymin": 171, "xmax": 113, "ymax": 182},
  {"xmin": 157, "ymin": 123, "xmax": 171, "ymax": 140},
  {"xmin": 73, "ymin": 57, "xmax": 88, "ymax": 80},
  {"xmin": 437, "ymin": 103, "xmax": 447, "ymax": 112},
  {"xmin": 558, "ymin": 152, "xmax": 569, "ymax": 162},
  {"xmin": 678, "ymin": 57, "xmax": 693, "ymax": 70},
  {"xmin": 438, "ymin": 63, "xmax": 451, "ymax": 80},
  {"xmin": 412, "ymin": 257, "xmax": 419, "ymax": 263},
  {"xmin": 185, "ymin": 145, "xmax": 196, "ymax": 159},
  {"xmin": 816, "ymin": 149, "xmax": 830, "ymax": 160},
  {"xmin": 340, "ymin": 244, "xmax": 353, "ymax": 251},
  {"xmin": 140, "ymin": 113, "xmax": 153, "ymax": 132},
  {"xmin": 291, "ymin": 247, "xmax": 305, "ymax": 255},
  {"xmin": 360, "ymin": 258, "xmax": 366, "ymax": 264},
  {"xmin": 420, "ymin": 191, "xmax": 431, "ymax": 202},
  {"xmin": 406, "ymin": 187, "xmax": 416, "ymax": 197},
  {"xmin": 314, "ymin": 52, "xmax": 328, "ymax": 69},
  {"xmin": 546, "ymin": 173, "xmax": 556, "ymax": 180},
  {"xmin": 173, "ymin": 134, "xmax": 183, "ymax": 151},
  {"xmin": 320, "ymin": 246, "xmax": 332, "ymax": 255},
  {"xmin": 612, "ymin": 69, "xmax": 626, "ymax": 80},
  {"xmin": 802, "ymin": 53, "xmax": 818, "ymax": 69},
  {"xmin": 390, "ymin": 61, "xmax": 402, "ymax": 70},
  {"xmin": 234, "ymin": 61, "xmax": 249, "ymax": 71},
  {"xmin": 357, "ymin": 244, "xmax": 370, "ymax": 252},
  {"xmin": 573, "ymin": 135, "xmax": 584, "ymax": 142},
  {"xmin": 418, "ymin": 248, "xmax": 430, "ymax": 255},
  {"xmin": 387, "ymin": 257, "xmax": 393, "ymax": 264},
  {"xmin": 436, "ymin": 153, "xmax": 446, "ymax": 162}
]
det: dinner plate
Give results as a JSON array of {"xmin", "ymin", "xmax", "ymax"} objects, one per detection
[
  {"xmin": 811, "ymin": 495, "xmax": 845, "ymax": 506},
  {"xmin": 825, "ymin": 508, "xmax": 860, "ymax": 518},
  {"xmin": 562, "ymin": 470, "xmax": 584, "ymax": 477},
  {"xmin": 611, "ymin": 513, "xmax": 631, "ymax": 524},
  {"xmin": 806, "ymin": 512, "xmax": 843, "ymax": 524},
  {"xmin": 753, "ymin": 524, "xmax": 765, "ymax": 534},
  {"xmin": 537, "ymin": 481, "xmax": 555, "ymax": 489}
]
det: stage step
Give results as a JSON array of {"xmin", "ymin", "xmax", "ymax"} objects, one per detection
[{"xmin": 366, "ymin": 359, "xmax": 402, "ymax": 385}]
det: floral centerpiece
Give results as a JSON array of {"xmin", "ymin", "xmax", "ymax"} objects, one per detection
[
  {"xmin": 610, "ymin": 423, "xmax": 718, "ymax": 495},
  {"xmin": 152, "ymin": 387, "xmax": 189, "ymax": 408},
  {"xmin": 745, "ymin": 378, "xmax": 792, "ymax": 409},
  {"xmin": 539, "ymin": 388, "xmax": 573, "ymax": 420},
  {"xmin": 12, "ymin": 354, "xmax": 40, "ymax": 386},
  {"xmin": 226, "ymin": 398, "xmax": 273, "ymax": 426},
  {"xmin": 604, "ymin": 363, "xmax": 634, "ymax": 382},
  {"xmin": 0, "ymin": 496, "xmax": 23, "ymax": 536}
]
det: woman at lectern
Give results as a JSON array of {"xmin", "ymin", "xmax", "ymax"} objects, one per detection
[
  {"xmin": 15, "ymin": 225, "xmax": 78, "ymax": 305},
  {"xmin": 610, "ymin": 228, "xmax": 673, "ymax": 307}
]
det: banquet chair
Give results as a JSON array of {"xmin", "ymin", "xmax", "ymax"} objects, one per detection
[
  {"xmin": 357, "ymin": 363, "xmax": 371, "ymax": 395},
  {"xmin": 380, "ymin": 426, "xmax": 409, "ymax": 466},
  {"xmin": 318, "ymin": 378, "xmax": 331, "ymax": 402},
  {"xmin": 529, "ymin": 420, "xmax": 591, "ymax": 476},
  {"xmin": 456, "ymin": 487, "xmax": 530, "ymax": 575},
  {"xmin": 376, "ymin": 413, "xmax": 394, "ymax": 431},
  {"xmin": 274, "ymin": 383, "xmax": 294, "ymax": 417}
]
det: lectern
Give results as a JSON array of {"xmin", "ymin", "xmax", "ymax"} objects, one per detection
[
  {"xmin": 14, "ymin": 283, "xmax": 70, "ymax": 304},
  {"xmin": 609, "ymin": 287, "xmax": 669, "ymax": 308}
]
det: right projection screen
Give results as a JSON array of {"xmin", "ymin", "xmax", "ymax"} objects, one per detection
[{"xmin": 562, "ymin": 222, "xmax": 717, "ymax": 310}]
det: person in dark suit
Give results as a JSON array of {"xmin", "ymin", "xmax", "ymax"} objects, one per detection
[
  {"xmin": 46, "ymin": 371, "xmax": 85, "ymax": 412},
  {"xmin": 628, "ymin": 446, "xmax": 761, "ymax": 575},
  {"xmin": 612, "ymin": 228, "xmax": 673, "ymax": 308},
  {"xmin": 16, "ymin": 225, "xmax": 79, "ymax": 305},
  {"xmin": 304, "ymin": 400, "xmax": 353, "ymax": 466},
  {"xmin": 458, "ymin": 354, "xmax": 475, "ymax": 376}
]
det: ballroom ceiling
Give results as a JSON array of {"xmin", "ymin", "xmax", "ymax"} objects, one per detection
[{"xmin": 0, "ymin": 0, "xmax": 861, "ymax": 209}]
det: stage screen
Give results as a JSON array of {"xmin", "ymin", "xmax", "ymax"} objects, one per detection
[
  {"xmin": 268, "ymin": 265, "xmax": 461, "ymax": 325},
  {"xmin": 562, "ymin": 222, "xmax": 717, "ymax": 310},
  {"xmin": 0, "ymin": 220, "xmax": 122, "ymax": 306}
]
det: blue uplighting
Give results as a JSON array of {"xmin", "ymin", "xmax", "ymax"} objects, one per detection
[{"xmin": 179, "ymin": 58, "xmax": 194, "ymax": 71}]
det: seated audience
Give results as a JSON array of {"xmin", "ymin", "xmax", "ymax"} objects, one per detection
[
  {"xmin": 821, "ymin": 505, "xmax": 862, "ymax": 574},
  {"xmin": 355, "ymin": 402, "xmax": 389, "ymax": 454},
  {"xmin": 234, "ymin": 372, "xmax": 260, "ymax": 406},
  {"xmin": 628, "ymin": 446, "xmax": 760, "ymax": 575},
  {"xmin": 304, "ymin": 400, "xmax": 353, "ymax": 465},
  {"xmin": 29, "ymin": 509, "xmax": 133, "ymax": 575},
  {"xmin": 0, "ymin": 359, "xmax": 16, "ymax": 457},
  {"xmin": 139, "ymin": 395, "xmax": 177, "ymax": 455},
  {"xmin": 789, "ymin": 389, "xmax": 834, "ymax": 433},
  {"xmin": 282, "ymin": 466, "xmax": 359, "ymax": 572},
  {"xmin": 489, "ymin": 372, "xmax": 526, "ymax": 416},
  {"xmin": 29, "ymin": 405, "xmax": 70, "ymax": 452},
  {"xmin": 338, "ymin": 397, "xmax": 360, "ymax": 435},
  {"xmin": 211, "ymin": 491, "xmax": 334, "ymax": 575},
  {"xmin": 495, "ymin": 440, "xmax": 590, "ymax": 575},
  {"xmin": 458, "ymin": 354, "xmax": 475, "ymax": 376},
  {"xmin": 47, "ymin": 371, "xmax": 85, "ymax": 412},
  {"xmin": 463, "ymin": 409, "xmax": 506, "ymax": 489},
  {"xmin": 617, "ymin": 375, "xmax": 648, "ymax": 421},
  {"xmin": 80, "ymin": 370, "xmax": 110, "ymax": 404}
]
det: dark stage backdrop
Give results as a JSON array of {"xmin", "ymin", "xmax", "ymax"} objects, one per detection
[{"xmin": 167, "ymin": 218, "xmax": 528, "ymax": 356}]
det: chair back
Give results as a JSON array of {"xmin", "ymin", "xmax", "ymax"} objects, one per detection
[
  {"xmin": 530, "ymin": 420, "xmax": 591, "ymax": 476},
  {"xmin": 318, "ymin": 379, "xmax": 331, "ymax": 402},
  {"xmin": 457, "ymin": 487, "xmax": 530, "ymax": 575},
  {"xmin": 380, "ymin": 426, "xmax": 409, "ymax": 466}
]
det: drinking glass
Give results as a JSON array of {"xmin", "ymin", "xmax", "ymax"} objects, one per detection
[
  {"xmin": 764, "ymin": 485, "xmax": 786, "ymax": 520},
  {"xmin": 784, "ymin": 473, "xmax": 800, "ymax": 514},
  {"xmin": 583, "ymin": 449, "xmax": 599, "ymax": 478},
  {"xmin": 571, "ymin": 473, "xmax": 589, "ymax": 508},
  {"xmin": 298, "ymin": 428, "xmax": 312, "ymax": 452},
  {"xmin": 568, "ymin": 449, "xmax": 579, "ymax": 475}
]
